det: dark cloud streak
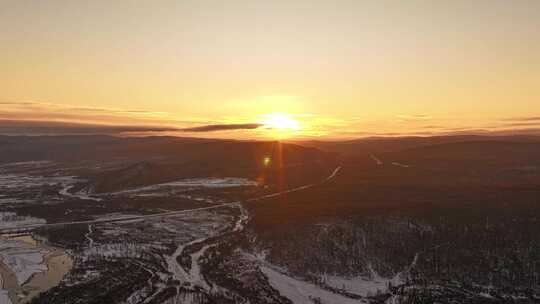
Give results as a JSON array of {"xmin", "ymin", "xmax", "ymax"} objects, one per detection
[
  {"xmin": 181, "ymin": 123, "xmax": 262, "ymax": 132},
  {"xmin": 0, "ymin": 119, "xmax": 263, "ymax": 135},
  {"xmin": 501, "ymin": 116, "xmax": 540, "ymax": 122}
]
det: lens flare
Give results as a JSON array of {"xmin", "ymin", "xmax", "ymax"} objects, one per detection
[{"xmin": 263, "ymin": 156, "xmax": 271, "ymax": 166}]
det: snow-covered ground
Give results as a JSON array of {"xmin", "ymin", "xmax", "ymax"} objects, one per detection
[
  {"xmin": 0, "ymin": 213, "xmax": 46, "ymax": 230},
  {"xmin": 0, "ymin": 173, "xmax": 74, "ymax": 191},
  {"xmin": 370, "ymin": 154, "xmax": 383, "ymax": 165},
  {"xmin": 0, "ymin": 173, "xmax": 49, "ymax": 189},
  {"xmin": 84, "ymin": 225, "xmax": 94, "ymax": 248},
  {"xmin": 391, "ymin": 162, "xmax": 411, "ymax": 168},
  {"xmin": 0, "ymin": 272, "xmax": 10, "ymax": 304},
  {"xmin": 188, "ymin": 243, "xmax": 215, "ymax": 290},
  {"xmin": 0, "ymin": 161, "xmax": 52, "ymax": 169},
  {"xmin": 96, "ymin": 206, "xmax": 241, "ymax": 303},
  {"xmin": 0, "ymin": 234, "xmax": 73, "ymax": 304},
  {"xmin": 323, "ymin": 274, "xmax": 397, "ymax": 297},
  {"xmin": 0, "ymin": 198, "xmax": 31, "ymax": 205},
  {"xmin": 0, "ymin": 162, "xmax": 101, "ymax": 204},
  {"xmin": 320, "ymin": 246, "xmax": 417, "ymax": 298},
  {"xmin": 111, "ymin": 177, "xmax": 258, "ymax": 196},
  {"xmin": 0, "ymin": 237, "xmax": 47, "ymax": 285},
  {"xmin": 0, "ymin": 289, "xmax": 12, "ymax": 304},
  {"xmin": 161, "ymin": 204, "xmax": 247, "ymax": 298},
  {"xmin": 92, "ymin": 213, "xmax": 143, "ymax": 222},
  {"xmin": 261, "ymin": 265, "xmax": 367, "ymax": 304},
  {"xmin": 162, "ymin": 208, "xmax": 238, "ymax": 289},
  {"xmin": 80, "ymin": 243, "xmax": 149, "ymax": 262},
  {"xmin": 243, "ymin": 248, "xmax": 374, "ymax": 304},
  {"xmin": 160, "ymin": 178, "xmax": 258, "ymax": 188},
  {"xmin": 59, "ymin": 184, "xmax": 102, "ymax": 201},
  {"xmin": 233, "ymin": 203, "xmax": 249, "ymax": 232}
]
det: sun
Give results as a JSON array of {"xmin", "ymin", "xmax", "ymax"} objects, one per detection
[{"xmin": 260, "ymin": 113, "xmax": 301, "ymax": 130}]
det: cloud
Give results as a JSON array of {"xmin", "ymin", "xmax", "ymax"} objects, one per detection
[
  {"xmin": 395, "ymin": 114, "xmax": 432, "ymax": 122},
  {"xmin": 419, "ymin": 125, "xmax": 445, "ymax": 130},
  {"xmin": 0, "ymin": 101, "xmax": 37, "ymax": 105},
  {"xmin": 0, "ymin": 119, "xmax": 178, "ymax": 135},
  {"xmin": 501, "ymin": 116, "xmax": 540, "ymax": 122},
  {"xmin": 181, "ymin": 123, "xmax": 262, "ymax": 132},
  {"xmin": 0, "ymin": 100, "xmax": 266, "ymax": 137},
  {"xmin": 0, "ymin": 119, "xmax": 265, "ymax": 136},
  {"xmin": 446, "ymin": 128, "xmax": 540, "ymax": 137},
  {"xmin": 498, "ymin": 121, "xmax": 540, "ymax": 128},
  {"xmin": 0, "ymin": 100, "xmax": 212, "ymax": 127}
]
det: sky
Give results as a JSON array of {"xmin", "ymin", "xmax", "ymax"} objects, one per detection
[{"xmin": 1, "ymin": 0, "xmax": 539, "ymax": 139}]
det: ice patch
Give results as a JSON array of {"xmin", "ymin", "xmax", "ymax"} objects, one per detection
[
  {"xmin": 261, "ymin": 265, "xmax": 367, "ymax": 304},
  {"xmin": 323, "ymin": 275, "xmax": 395, "ymax": 297},
  {"xmin": 0, "ymin": 238, "xmax": 47, "ymax": 285}
]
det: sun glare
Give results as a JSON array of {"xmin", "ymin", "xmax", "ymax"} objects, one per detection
[{"xmin": 260, "ymin": 113, "xmax": 301, "ymax": 131}]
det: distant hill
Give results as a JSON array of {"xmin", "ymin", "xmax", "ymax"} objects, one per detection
[
  {"xmin": 297, "ymin": 135, "xmax": 540, "ymax": 156},
  {"xmin": 0, "ymin": 135, "xmax": 325, "ymax": 164},
  {"xmin": 0, "ymin": 135, "xmax": 334, "ymax": 192}
]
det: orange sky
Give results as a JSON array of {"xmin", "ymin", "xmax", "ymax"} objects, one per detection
[{"xmin": 1, "ymin": 1, "xmax": 539, "ymax": 139}]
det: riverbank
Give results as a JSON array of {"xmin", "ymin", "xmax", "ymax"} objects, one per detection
[{"xmin": 0, "ymin": 234, "xmax": 73, "ymax": 304}]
